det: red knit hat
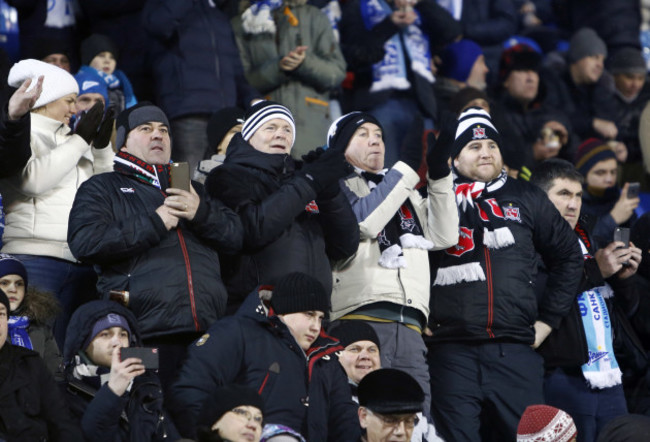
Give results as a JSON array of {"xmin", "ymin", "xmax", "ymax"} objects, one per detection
[{"xmin": 517, "ymin": 405, "xmax": 578, "ymax": 442}]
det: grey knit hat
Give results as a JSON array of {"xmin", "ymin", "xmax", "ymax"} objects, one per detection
[
  {"xmin": 115, "ymin": 102, "xmax": 170, "ymax": 150},
  {"xmin": 608, "ymin": 47, "xmax": 647, "ymax": 75},
  {"xmin": 568, "ymin": 28, "xmax": 607, "ymax": 63}
]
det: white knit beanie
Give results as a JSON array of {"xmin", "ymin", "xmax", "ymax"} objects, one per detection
[{"xmin": 8, "ymin": 59, "xmax": 79, "ymax": 108}]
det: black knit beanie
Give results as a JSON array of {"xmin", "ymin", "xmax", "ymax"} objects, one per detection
[
  {"xmin": 329, "ymin": 320, "xmax": 381, "ymax": 350},
  {"xmin": 115, "ymin": 101, "xmax": 171, "ymax": 150},
  {"xmin": 270, "ymin": 272, "xmax": 329, "ymax": 317},
  {"xmin": 327, "ymin": 112, "xmax": 383, "ymax": 152},
  {"xmin": 198, "ymin": 384, "xmax": 265, "ymax": 427},
  {"xmin": 207, "ymin": 107, "xmax": 245, "ymax": 150},
  {"xmin": 451, "ymin": 107, "xmax": 502, "ymax": 158},
  {"xmin": 0, "ymin": 288, "xmax": 9, "ymax": 314},
  {"xmin": 81, "ymin": 34, "xmax": 119, "ymax": 66}
]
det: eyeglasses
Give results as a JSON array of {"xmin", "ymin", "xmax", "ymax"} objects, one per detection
[
  {"xmin": 367, "ymin": 409, "xmax": 419, "ymax": 429},
  {"xmin": 230, "ymin": 408, "xmax": 264, "ymax": 425}
]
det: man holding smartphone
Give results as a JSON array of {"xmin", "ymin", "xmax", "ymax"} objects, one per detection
[
  {"xmin": 67, "ymin": 102, "xmax": 244, "ymax": 394},
  {"xmin": 63, "ymin": 300, "xmax": 180, "ymax": 441}
]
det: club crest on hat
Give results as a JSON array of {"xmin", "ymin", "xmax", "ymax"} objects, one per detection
[{"xmin": 472, "ymin": 126, "xmax": 487, "ymax": 139}]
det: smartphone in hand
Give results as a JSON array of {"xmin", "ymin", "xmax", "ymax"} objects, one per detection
[
  {"xmin": 170, "ymin": 162, "xmax": 190, "ymax": 192},
  {"xmin": 120, "ymin": 347, "xmax": 159, "ymax": 370},
  {"xmin": 627, "ymin": 182, "xmax": 641, "ymax": 199}
]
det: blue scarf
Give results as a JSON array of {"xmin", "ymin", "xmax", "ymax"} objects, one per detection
[
  {"xmin": 360, "ymin": 0, "xmax": 433, "ymax": 92},
  {"xmin": 8, "ymin": 316, "xmax": 33, "ymax": 350},
  {"xmin": 577, "ymin": 238, "xmax": 622, "ymax": 389}
]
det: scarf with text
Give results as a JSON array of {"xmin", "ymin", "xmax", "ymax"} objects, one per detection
[
  {"xmin": 433, "ymin": 169, "xmax": 513, "ymax": 286},
  {"xmin": 8, "ymin": 316, "xmax": 32, "ymax": 350},
  {"xmin": 576, "ymin": 236, "xmax": 622, "ymax": 389},
  {"xmin": 360, "ymin": 0, "xmax": 434, "ymax": 93},
  {"xmin": 363, "ymin": 171, "xmax": 433, "ymax": 268},
  {"xmin": 114, "ymin": 150, "xmax": 171, "ymax": 190}
]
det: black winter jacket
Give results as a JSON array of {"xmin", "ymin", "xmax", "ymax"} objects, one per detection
[
  {"xmin": 0, "ymin": 104, "xmax": 31, "ymax": 179},
  {"xmin": 429, "ymin": 177, "xmax": 583, "ymax": 343},
  {"xmin": 63, "ymin": 300, "xmax": 179, "ymax": 442},
  {"xmin": 205, "ymin": 134, "xmax": 359, "ymax": 306},
  {"xmin": 0, "ymin": 344, "xmax": 81, "ymax": 441},
  {"xmin": 142, "ymin": 0, "xmax": 259, "ymax": 120},
  {"xmin": 169, "ymin": 288, "xmax": 361, "ymax": 441},
  {"xmin": 68, "ymin": 167, "xmax": 243, "ymax": 339}
]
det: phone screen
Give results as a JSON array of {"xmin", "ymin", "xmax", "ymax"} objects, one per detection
[
  {"xmin": 613, "ymin": 227, "xmax": 630, "ymax": 248},
  {"xmin": 627, "ymin": 182, "xmax": 640, "ymax": 199},
  {"xmin": 120, "ymin": 347, "xmax": 159, "ymax": 370},
  {"xmin": 170, "ymin": 162, "xmax": 190, "ymax": 192}
]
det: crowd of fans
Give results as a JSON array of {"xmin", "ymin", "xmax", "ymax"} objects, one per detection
[{"xmin": 1, "ymin": 0, "xmax": 650, "ymax": 441}]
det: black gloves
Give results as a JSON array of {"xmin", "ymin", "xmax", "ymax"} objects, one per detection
[
  {"xmin": 75, "ymin": 102, "xmax": 115, "ymax": 149},
  {"xmin": 299, "ymin": 147, "xmax": 350, "ymax": 199},
  {"xmin": 399, "ymin": 115, "xmax": 424, "ymax": 172},
  {"xmin": 426, "ymin": 113, "xmax": 456, "ymax": 180}
]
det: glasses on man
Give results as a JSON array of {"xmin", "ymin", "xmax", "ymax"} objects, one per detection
[
  {"xmin": 367, "ymin": 409, "xmax": 419, "ymax": 429},
  {"xmin": 230, "ymin": 408, "xmax": 264, "ymax": 425}
]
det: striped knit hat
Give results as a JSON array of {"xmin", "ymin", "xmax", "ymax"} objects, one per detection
[
  {"xmin": 517, "ymin": 405, "xmax": 577, "ymax": 442},
  {"xmin": 452, "ymin": 107, "xmax": 502, "ymax": 158},
  {"xmin": 241, "ymin": 100, "xmax": 295, "ymax": 148},
  {"xmin": 575, "ymin": 138, "xmax": 616, "ymax": 176}
]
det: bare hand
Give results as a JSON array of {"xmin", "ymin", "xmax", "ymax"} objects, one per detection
[
  {"xmin": 532, "ymin": 320, "xmax": 552, "ymax": 349},
  {"xmin": 155, "ymin": 205, "xmax": 179, "ymax": 230},
  {"xmin": 609, "ymin": 141, "xmax": 628, "ymax": 163},
  {"xmin": 279, "ymin": 46, "xmax": 308, "ymax": 72},
  {"xmin": 8, "ymin": 76, "xmax": 44, "ymax": 120},
  {"xmin": 165, "ymin": 185, "xmax": 200, "ymax": 221},
  {"xmin": 592, "ymin": 118, "xmax": 618, "ymax": 140},
  {"xmin": 391, "ymin": 9, "xmax": 417, "ymax": 27},
  {"xmin": 532, "ymin": 139, "xmax": 561, "ymax": 161},
  {"xmin": 594, "ymin": 241, "xmax": 641, "ymax": 278},
  {"xmin": 107, "ymin": 347, "xmax": 145, "ymax": 397},
  {"xmin": 423, "ymin": 326, "xmax": 433, "ymax": 337},
  {"xmin": 543, "ymin": 121, "xmax": 569, "ymax": 146},
  {"xmin": 618, "ymin": 242, "xmax": 642, "ymax": 280},
  {"xmin": 610, "ymin": 182, "xmax": 640, "ymax": 225}
]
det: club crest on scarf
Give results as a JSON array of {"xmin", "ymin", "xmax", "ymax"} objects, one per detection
[{"xmin": 446, "ymin": 226, "xmax": 475, "ymax": 257}]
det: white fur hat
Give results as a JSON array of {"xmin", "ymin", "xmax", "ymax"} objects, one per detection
[{"xmin": 8, "ymin": 59, "xmax": 79, "ymax": 108}]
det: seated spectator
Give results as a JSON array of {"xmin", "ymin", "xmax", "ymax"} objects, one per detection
[
  {"xmin": 63, "ymin": 300, "xmax": 180, "ymax": 441},
  {"xmin": 329, "ymin": 111, "xmax": 458, "ymax": 418},
  {"xmin": 492, "ymin": 43, "xmax": 574, "ymax": 180},
  {"xmin": 516, "ymin": 405, "xmax": 578, "ymax": 442},
  {"xmin": 609, "ymin": 48, "xmax": 650, "ymax": 184},
  {"xmin": 0, "ymin": 253, "xmax": 61, "ymax": 379},
  {"xmin": 436, "ymin": 40, "xmax": 490, "ymax": 115},
  {"xmin": 231, "ymin": 0, "xmax": 346, "ymax": 159},
  {"xmin": 357, "ymin": 368, "xmax": 424, "ymax": 442},
  {"xmin": 448, "ymin": 86, "xmax": 491, "ymax": 116},
  {"xmin": 32, "ymin": 36, "xmax": 73, "ymax": 72},
  {"xmin": 576, "ymin": 138, "xmax": 639, "ymax": 247},
  {"xmin": 338, "ymin": 0, "xmax": 461, "ymax": 167},
  {"xmin": 169, "ymin": 272, "xmax": 361, "ymax": 441},
  {"xmin": 205, "ymin": 101, "xmax": 358, "ymax": 310},
  {"xmin": 79, "ymin": 34, "xmax": 137, "ymax": 116},
  {"xmin": 0, "ymin": 288, "xmax": 81, "ymax": 441},
  {"xmin": 2, "ymin": 59, "xmax": 115, "ymax": 349},
  {"xmin": 195, "ymin": 384, "xmax": 264, "ymax": 442},
  {"xmin": 193, "ymin": 106, "xmax": 244, "ymax": 184}
]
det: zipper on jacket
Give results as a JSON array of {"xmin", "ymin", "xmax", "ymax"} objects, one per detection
[
  {"xmin": 177, "ymin": 229, "xmax": 200, "ymax": 331},
  {"xmin": 483, "ymin": 247, "xmax": 495, "ymax": 338}
]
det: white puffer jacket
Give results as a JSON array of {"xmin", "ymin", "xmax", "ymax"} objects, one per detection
[{"xmin": 0, "ymin": 112, "xmax": 114, "ymax": 262}]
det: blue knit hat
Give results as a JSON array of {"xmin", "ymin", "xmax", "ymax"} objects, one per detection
[
  {"xmin": 74, "ymin": 68, "xmax": 109, "ymax": 108},
  {"xmin": 83, "ymin": 313, "xmax": 132, "ymax": 350},
  {"xmin": 0, "ymin": 254, "xmax": 28, "ymax": 291},
  {"xmin": 440, "ymin": 40, "xmax": 484, "ymax": 83}
]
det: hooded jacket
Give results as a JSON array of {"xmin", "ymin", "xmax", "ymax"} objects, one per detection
[
  {"xmin": 63, "ymin": 300, "xmax": 179, "ymax": 442},
  {"xmin": 67, "ymin": 161, "xmax": 243, "ymax": 338},
  {"xmin": 205, "ymin": 134, "xmax": 359, "ymax": 308},
  {"xmin": 168, "ymin": 288, "xmax": 361, "ymax": 441}
]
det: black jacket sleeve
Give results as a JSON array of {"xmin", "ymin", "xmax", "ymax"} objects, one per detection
[
  {"xmin": 531, "ymin": 186, "xmax": 584, "ymax": 328},
  {"xmin": 0, "ymin": 105, "xmax": 31, "ymax": 179},
  {"xmin": 316, "ymin": 189, "xmax": 360, "ymax": 261}
]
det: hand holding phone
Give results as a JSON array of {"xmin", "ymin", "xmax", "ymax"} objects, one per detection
[
  {"xmin": 120, "ymin": 347, "xmax": 159, "ymax": 370},
  {"xmin": 627, "ymin": 182, "xmax": 641, "ymax": 199},
  {"xmin": 614, "ymin": 227, "xmax": 631, "ymax": 266},
  {"xmin": 170, "ymin": 162, "xmax": 190, "ymax": 192}
]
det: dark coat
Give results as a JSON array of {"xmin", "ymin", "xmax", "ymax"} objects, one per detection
[
  {"xmin": 612, "ymin": 81, "xmax": 650, "ymax": 164},
  {"xmin": 459, "ymin": 0, "xmax": 517, "ymax": 46},
  {"xmin": 141, "ymin": 0, "xmax": 259, "ymax": 120},
  {"xmin": 0, "ymin": 343, "xmax": 81, "ymax": 442},
  {"xmin": 429, "ymin": 178, "xmax": 584, "ymax": 343},
  {"xmin": 205, "ymin": 134, "xmax": 359, "ymax": 307},
  {"xmin": 67, "ymin": 167, "xmax": 243, "ymax": 339},
  {"xmin": 63, "ymin": 300, "xmax": 179, "ymax": 442},
  {"xmin": 581, "ymin": 188, "xmax": 637, "ymax": 249},
  {"xmin": 0, "ymin": 104, "xmax": 31, "ymax": 179},
  {"xmin": 338, "ymin": 0, "xmax": 461, "ymax": 118},
  {"xmin": 168, "ymin": 288, "xmax": 361, "ymax": 441}
]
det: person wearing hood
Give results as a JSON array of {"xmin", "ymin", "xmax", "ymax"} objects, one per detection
[
  {"xmin": 63, "ymin": 300, "xmax": 180, "ymax": 441},
  {"xmin": 169, "ymin": 272, "xmax": 361, "ymax": 441},
  {"xmin": 205, "ymin": 100, "xmax": 359, "ymax": 312}
]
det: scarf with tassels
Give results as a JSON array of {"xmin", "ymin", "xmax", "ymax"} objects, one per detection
[
  {"xmin": 433, "ymin": 169, "xmax": 514, "ymax": 286},
  {"xmin": 363, "ymin": 171, "xmax": 433, "ymax": 268},
  {"xmin": 8, "ymin": 316, "xmax": 33, "ymax": 350},
  {"xmin": 113, "ymin": 151, "xmax": 171, "ymax": 190}
]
